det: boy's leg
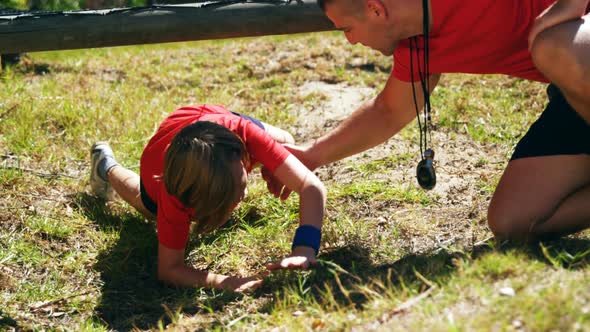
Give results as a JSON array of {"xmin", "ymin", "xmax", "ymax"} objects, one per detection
[
  {"xmin": 231, "ymin": 111, "xmax": 295, "ymax": 144},
  {"xmin": 107, "ymin": 165, "xmax": 155, "ymax": 220},
  {"xmin": 531, "ymin": 14, "xmax": 590, "ymax": 123},
  {"xmin": 90, "ymin": 142, "xmax": 155, "ymax": 220}
]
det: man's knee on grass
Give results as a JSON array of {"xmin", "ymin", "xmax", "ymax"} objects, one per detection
[{"xmin": 487, "ymin": 201, "xmax": 549, "ymax": 243}]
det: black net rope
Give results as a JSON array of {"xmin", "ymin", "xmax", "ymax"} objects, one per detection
[{"xmin": 0, "ymin": 0, "xmax": 298, "ymax": 20}]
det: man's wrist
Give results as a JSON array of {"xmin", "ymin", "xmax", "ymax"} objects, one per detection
[{"xmin": 306, "ymin": 141, "xmax": 325, "ymax": 170}]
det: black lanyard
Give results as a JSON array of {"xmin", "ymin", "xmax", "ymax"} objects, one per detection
[{"xmin": 409, "ymin": 0, "xmax": 436, "ymax": 190}]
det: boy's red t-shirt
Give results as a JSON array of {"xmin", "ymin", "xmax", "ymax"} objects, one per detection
[
  {"xmin": 140, "ymin": 104, "xmax": 289, "ymax": 250},
  {"xmin": 392, "ymin": 0, "xmax": 589, "ymax": 83}
]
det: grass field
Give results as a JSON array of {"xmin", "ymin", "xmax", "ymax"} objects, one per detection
[{"xmin": 1, "ymin": 32, "xmax": 589, "ymax": 331}]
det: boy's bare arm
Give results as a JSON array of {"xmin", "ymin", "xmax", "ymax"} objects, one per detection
[
  {"xmin": 272, "ymin": 154, "xmax": 326, "ymax": 229},
  {"xmin": 157, "ymin": 244, "xmax": 264, "ymax": 292},
  {"xmin": 263, "ymin": 154, "xmax": 325, "ymax": 270}
]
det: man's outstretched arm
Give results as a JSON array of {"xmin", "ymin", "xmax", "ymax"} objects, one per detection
[
  {"xmin": 263, "ymin": 73, "xmax": 440, "ymax": 200},
  {"xmin": 301, "ymin": 73, "xmax": 441, "ymax": 171}
]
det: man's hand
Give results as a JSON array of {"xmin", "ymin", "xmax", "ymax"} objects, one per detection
[
  {"xmin": 218, "ymin": 274, "xmax": 267, "ymax": 293},
  {"xmin": 283, "ymin": 144, "xmax": 317, "ymax": 170},
  {"xmin": 265, "ymin": 246, "xmax": 318, "ymax": 270},
  {"xmin": 529, "ymin": 0, "xmax": 589, "ymax": 49}
]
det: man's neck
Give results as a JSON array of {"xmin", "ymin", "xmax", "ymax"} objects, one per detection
[{"xmin": 392, "ymin": 0, "xmax": 432, "ymax": 39}]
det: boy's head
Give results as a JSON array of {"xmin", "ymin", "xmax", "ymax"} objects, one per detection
[{"xmin": 164, "ymin": 121, "xmax": 248, "ymax": 233}]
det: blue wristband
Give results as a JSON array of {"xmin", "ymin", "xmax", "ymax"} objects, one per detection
[{"xmin": 291, "ymin": 225, "xmax": 322, "ymax": 255}]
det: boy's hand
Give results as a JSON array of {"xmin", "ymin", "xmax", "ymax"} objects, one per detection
[
  {"xmin": 260, "ymin": 144, "xmax": 318, "ymax": 201},
  {"xmin": 529, "ymin": 0, "xmax": 589, "ymax": 49},
  {"xmin": 219, "ymin": 275, "xmax": 267, "ymax": 293},
  {"xmin": 265, "ymin": 246, "xmax": 318, "ymax": 270},
  {"xmin": 261, "ymin": 166, "xmax": 291, "ymax": 200}
]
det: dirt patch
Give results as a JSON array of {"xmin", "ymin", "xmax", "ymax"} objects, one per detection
[
  {"xmin": 293, "ymin": 81, "xmax": 506, "ymax": 253},
  {"xmin": 294, "ymin": 80, "xmax": 507, "ymax": 201},
  {"xmin": 296, "ymin": 81, "xmax": 376, "ymax": 138},
  {"xmin": 0, "ymin": 270, "xmax": 15, "ymax": 291}
]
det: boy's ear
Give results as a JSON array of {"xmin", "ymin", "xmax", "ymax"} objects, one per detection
[{"xmin": 366, "ymin": 0, "xmax": 388, "ymax": 20}]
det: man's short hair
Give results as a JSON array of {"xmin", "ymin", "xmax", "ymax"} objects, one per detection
[{"xmin": 317, "ymin": 0, "xmax": 365, "ymax": 16}]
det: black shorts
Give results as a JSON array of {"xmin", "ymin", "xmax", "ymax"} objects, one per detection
[
  {"xmin": 511, "ymin": 84, "xmax": 590, "ymax": 160},
  {"xmin": 140, "ymin": 180, "xmax": 158, "ymax": 215},
  {"xmin": 231, "ymin": 111, "xmax": 265, "ymax": 130},
  {"xmin": 139, "ymin": 111, "xmax": 265, "ymax": 214}
]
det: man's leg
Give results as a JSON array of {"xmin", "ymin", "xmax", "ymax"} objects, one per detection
[
  {"xmin": 488, "ymin": 154, "xmax": 590, "ymax": 242},
  {"xmin": 531, "ymin": 15, "xmax": 590, "ymax": 123},
  {"xmin": 487, "ymin": 82, "xmax": 590, "ymax": 242}
]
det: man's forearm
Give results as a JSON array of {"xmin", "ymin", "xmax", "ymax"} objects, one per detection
[{"xmin": 529, "ymin": 0, "xmax": 590, "ymax": 48}]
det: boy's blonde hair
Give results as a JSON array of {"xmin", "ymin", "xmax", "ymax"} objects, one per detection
[{"xmin": 164, "ymin": 121, "xmax": 247, "ymax": 233}]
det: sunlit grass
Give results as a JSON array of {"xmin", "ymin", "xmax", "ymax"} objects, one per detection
[{"xmin": 1, "ymin": 32, "xmax": 588, "ymax": 331}]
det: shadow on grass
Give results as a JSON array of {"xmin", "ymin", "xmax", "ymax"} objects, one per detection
[
  {"xmin": 0, "ymin": 309, "xmax": 18, "ymax": 330},
  {"xmin": 71, "ymin": 193, "xmax": 245, "ymax": 330},
  {"xmin": 9, "ymin": 61, "xmax": 51, "ymax": 75},
  {"xmin": 345, "ymin": 61, "xmax": 391, "ymax": 73},
  {"xmin": 71, "ymin": 192, "xmax": 590, "ymax": 327},
  {"xmin": 186, "ymin": 205, "xmax": 269, "ymax": 248},
  {"xmin": 509, "ymin": 237, "xmax": 590, "ymax": 270},
  {"xmin": 251, "ymin": 243, "xmax": 464, "ymax": 320},
  {"xmin": 6, "ymin": 59, "xmax": 128, "ymax": 80},
  {"xmin": 259, "ymin": 236, "xmax": 590, "ymax": 315}
]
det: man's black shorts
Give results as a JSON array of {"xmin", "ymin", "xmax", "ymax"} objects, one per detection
[{"xmin": 511, "ymin": 84, "xmax": 590, "ymax": 160}]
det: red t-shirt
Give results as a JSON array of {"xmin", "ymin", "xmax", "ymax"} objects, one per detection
[
  {"xmin": 140, "ymin": 104, "xmax": 290, "ymax": 250},
  {"xmin": 393, "ymin": 0, "xmax": 587, "ymax": 83}
]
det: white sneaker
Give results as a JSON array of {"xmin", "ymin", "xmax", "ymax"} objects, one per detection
[{"xmin": 90, "ymin": 141, "xmax": 115, "ymax": 200}]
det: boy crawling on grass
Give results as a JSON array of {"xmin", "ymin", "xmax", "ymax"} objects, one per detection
[{"xmin": 89, "ymin": 104, "xmax": 326, "ymax": 293}]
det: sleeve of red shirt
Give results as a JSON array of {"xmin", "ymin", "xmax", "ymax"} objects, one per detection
[
  {"xmin": 157, "ymin": 190, "xmax": 192, "ymax": 250},
  {"xmin": 238, "ymin": 119, "xmax": 290, "ymax": 173}
]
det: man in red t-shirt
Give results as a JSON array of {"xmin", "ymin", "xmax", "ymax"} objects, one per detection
[{"xmin": 271, "ymin": 0, "xmax": 590, "ymax": 242}]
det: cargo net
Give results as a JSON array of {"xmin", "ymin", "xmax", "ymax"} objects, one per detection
[{"xmin": 0, "ymin": 0, "xmax": 299, "ymax": 20}]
